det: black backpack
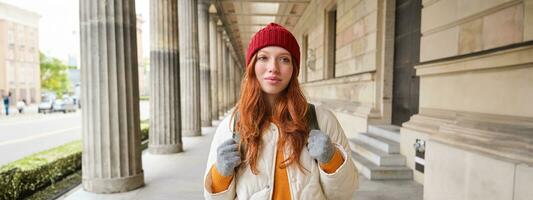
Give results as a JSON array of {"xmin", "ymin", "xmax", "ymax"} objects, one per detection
[{"xmin": 232, "ymin": 103, "xmax": 320, "ymax": 148}]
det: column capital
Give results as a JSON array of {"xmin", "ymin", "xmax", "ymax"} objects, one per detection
[
  {"xmin": 210, "ymin": 13, "xmax": 219, "ymax": 21},
  {"xmin": 217, "ymin": 26, "xmax": 224, "ymax": 33}
]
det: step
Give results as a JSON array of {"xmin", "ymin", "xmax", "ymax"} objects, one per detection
[
  {"xmin": 349, "ymin": 138, "xmax": 406, "ymax": 167},
  {"xmin": 357, "ymin": 132, "xmax": 400, "ymax": 154},
  {"xmin": 368, "ymin": 125, "xmax": 401, "ymax": 143},
  {"xmin": 351, "ymin": 150, "xmax": 413, "ymax": 180}
]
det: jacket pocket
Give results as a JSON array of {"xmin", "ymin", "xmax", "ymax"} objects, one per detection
[{"xmin": 249, "ymin": 186, "xmax": 271, "ymax": 200}]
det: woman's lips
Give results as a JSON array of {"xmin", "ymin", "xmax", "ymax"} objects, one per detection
[{"xmin": 265, "ymin": 76, "xmax": 281, "ymax": 84}]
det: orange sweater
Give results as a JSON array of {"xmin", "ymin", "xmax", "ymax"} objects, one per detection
[{"xmin": 210, "ymin": 145, "xmax": 344, "ymax": 199}]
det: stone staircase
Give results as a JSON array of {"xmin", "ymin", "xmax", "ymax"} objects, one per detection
[{"xmin": 349, "ymin": 125, "xmax": 413, "ymax": 180}]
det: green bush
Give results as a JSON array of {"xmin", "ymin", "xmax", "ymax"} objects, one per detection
[
  {"xmin": 0, "ymin": 141, "xmax": 82, "ymax": 200},
  {"xmin": 139, "ymin": 96, "xmax": 150, "ymax": 101},
  {"xmin": 141, "ymin": 121, "xmax": 149, "ymax": 142},
  {"xmin": 26, "ymin": 171, "xmax": 81, "ymax": 200},
  {"xmin": 140, "ymin": 123, "xmax": 150, "ymax": 150},
  {"xmin": 0, "ymin": 125, "xmax": 151, "ymax": 200}
]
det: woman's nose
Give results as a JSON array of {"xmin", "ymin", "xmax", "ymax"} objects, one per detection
[{"xmin": 267, "ymin": 60, "xmax": 279, "ymax": 73}]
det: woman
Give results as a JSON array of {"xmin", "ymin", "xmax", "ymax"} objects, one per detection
[{"xmin": 204, "ymin": 23, "xmax": 358, "ymax": 200}]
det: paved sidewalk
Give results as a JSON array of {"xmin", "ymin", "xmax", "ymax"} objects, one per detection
[
  {"xmin": 0, "ymin": 104, "xmax": 43, "ymax": 122},
  {"xmin": 60, "ymin": 119, "xmax": 423, "ymax": 200},
  {"xmin": 60, "ymin": 122, "xmax": 219, "ymax": 200},
  {"xmin": 354, "ymin": 176, "xmax": 423, "ymax": 200}
]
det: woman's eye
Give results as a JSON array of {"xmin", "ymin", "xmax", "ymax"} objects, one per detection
[
  {"xmin": 280, "ymin": 57, "xmax": 291, "ymax": 63},
  {"xmin": 257, "ymin": 56, "xmax": 267, "ymax": 61}
]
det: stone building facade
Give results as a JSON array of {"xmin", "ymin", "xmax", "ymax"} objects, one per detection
[
  {"xmin": 291, "ymin": 0, "xmax": 533, "ymax": 199},
  {"xmin": 0, "ymin": 2, "xmax": 40, "ymax": 104},
  {"xmin": 79, "ymin": 0, "xmax": 532, "ymax": 199}
]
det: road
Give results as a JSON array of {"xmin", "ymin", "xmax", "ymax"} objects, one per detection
[
  {"xmin": 0, "ymin": 101, "xmax": 150, "ymax": 167},
  {"xmin": 0, "ymin": 112, "xmax": 81, "ymax": 166}
]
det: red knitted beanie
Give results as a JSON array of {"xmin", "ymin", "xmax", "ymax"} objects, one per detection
[{"xmin": 246, "ymin": 23, "xmax": 300, "ymax": 71}]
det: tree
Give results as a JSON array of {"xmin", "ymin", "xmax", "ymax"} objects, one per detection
[{"xmin": 40, "ymin": 52, "xmax": 71, "ymax": 98}]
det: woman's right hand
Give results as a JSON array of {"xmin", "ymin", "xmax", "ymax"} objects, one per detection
[{"xmin": 215, "ymin": 139, "xmax": 242, "ymax": 177}]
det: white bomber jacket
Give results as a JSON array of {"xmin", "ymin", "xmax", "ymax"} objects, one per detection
[{"xmin": 203, "ymin": 105, "xmax": 359, "ymax": 200}]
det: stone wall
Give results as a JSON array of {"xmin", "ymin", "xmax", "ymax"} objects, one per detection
[
  {"xmin": 401, "ymin": 0, "xmax": 533, "ymax": 193},
  {"xmin": 425, "ymin": 141, "xmax": 533, "ymax": 200},
  {"xmin": 420, "ymin": 0, "xmax": 533, "ymax": 61},
  {"xmin": 291, "ymin": 0, "xmax": 533, "ymax": 195},
  {"xmin": 293, "ymin": 0, "xmax": 395, "ymax": 134}
]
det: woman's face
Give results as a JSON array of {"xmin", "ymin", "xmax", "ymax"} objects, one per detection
[{"xmin": 254, "ymin": 46, "xmax": 294, "ymax": 97}]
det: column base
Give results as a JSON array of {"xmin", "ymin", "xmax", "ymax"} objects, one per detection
[
  {"xmin": 149, "ymin": 144, "xmax": 183, "ymax": 154},
  {"xmin": 82, "ymin": 172, "xmax": 144, "ymax": 193},
  {"xmin": 182, "ymin": 129, "xmax": 201, "ymax": 137}
]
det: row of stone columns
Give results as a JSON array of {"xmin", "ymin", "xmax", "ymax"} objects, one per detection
[{"xmin": 80, "ymin": 0, "xmax": 243, "ymax": 193}]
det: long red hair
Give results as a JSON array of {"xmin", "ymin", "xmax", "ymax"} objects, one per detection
[{"xmin": 234, "ymin": 54, "xmax": 309, "ymax": 174}]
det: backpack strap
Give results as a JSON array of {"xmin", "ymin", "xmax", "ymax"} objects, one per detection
[
  {"xmin": 306, "ymin": 103, "xmax": 320, "ymax": 130},
  {"xmin": 232, "ymin": 113, "xmax": 246, "ymax": 155}
]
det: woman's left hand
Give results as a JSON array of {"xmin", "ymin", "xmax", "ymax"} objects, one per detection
[{"xmin": 307, "ymin": 130, "xmax": 335, "ymax": 164}]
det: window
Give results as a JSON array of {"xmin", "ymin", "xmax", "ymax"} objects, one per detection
[
  {"xmin": 19, "ymin": 26, "xmax": 25, "ymax": 49},
  {"xmin": 324, "ymin": 4, "xmax": 337, "ymax": 79},
  {"xmin": 19, "ymin": 65, "xmax": 27, "ymax": 84},
  {"xmin": 29, "ymin": 66, "xmax": 35, "ymax": 86},
  {"xmin": 8, "ymin": 29, "xmax": 14, "ymax": 48},
  {"xmin": 6, "ymin": 62, "xmax": 15, "ymax": 85},
  {"xmin": 300, "ymin": 34, "xmax": 308, "ymax": 83},
  {"xmin": 28, "ymin": 31, "xmax": 35, "ymax": 58}
]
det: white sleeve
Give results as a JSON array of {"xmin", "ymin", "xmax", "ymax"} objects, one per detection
[
  {"xmin": 315, "ymin": 105, "xmax": 359, "ymax": 200},
  {"xmin": 203, "ymin": 115, "xmax": 237, "ymax": 200}
]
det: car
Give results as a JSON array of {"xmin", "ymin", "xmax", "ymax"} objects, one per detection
[
  {"xmin": 38, "ymin": 99, "xmax": 54, "ymax": 114},
  {"xmin": 52, "ymin": 98, "xmax": 76, "ymax": 113}
]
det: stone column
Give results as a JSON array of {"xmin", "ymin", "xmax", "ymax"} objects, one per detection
[
  {"xmin": 235, "ymin": 63, "xmax": 240, "ymax": 102},
  {"xmin": 217, "ymin": 28, "xmax": 224, "ymax": 118},
  {"xmin": 224, "ymin": 43, "xmax": 230, "ymax": 112},
  {"xmin": 179, "ymin": 0, "xmax": 201, "ymax": 136},
  {"xmin": 198, "ymin": 0, "xmax": 211, "ymax": 127},
  {"xmin": 209, "ymin": 14, "xmax": 218, "ymax": 120},
  {"xmin": 221, "ymin": 33, "xmax": 228, "ymax": 113},
  {"xmin": 234, "ymin": 59, "xmax": 238, "ymax": 104},
  {"xmin": 80, "ymin": 0, "xmax": 144, "ymax": 193},
  {"xmin": 149, "ymin": 0, "xmax": 182, "ymax": 154},
  {"xmin": 229, "ymin": 56, "xmax": 235, "ymax": 106}
]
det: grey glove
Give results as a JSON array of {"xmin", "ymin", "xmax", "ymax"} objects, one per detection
[
  {"xmin": 307, "ymin": 129, "xmax": 335, "ymax": 164},
  {"xmin": 215, "ymin": 139, "xmax": 242, "ymax": 177}
]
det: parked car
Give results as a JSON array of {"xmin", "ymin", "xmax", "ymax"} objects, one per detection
[
  {"xmin": 52, "ymin": 98, "xmax": 76, "ymax": 113},
  {"xmin": 38, "ymin": 99, "xmax": 54, "ymax": 114}
]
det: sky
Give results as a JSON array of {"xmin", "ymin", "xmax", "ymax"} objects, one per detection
[{"xmin": 0, "ymin": 0, "xmax": 150, "ymax": 67}]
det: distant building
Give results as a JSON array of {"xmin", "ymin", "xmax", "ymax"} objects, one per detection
[
  {"xmin": 0, "ymin": 2, "xmax": 40, "ymax": 104},
  {"xmin": 136, "ymin": 14, "xmax": 149, "ymax": 97}
]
